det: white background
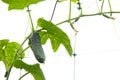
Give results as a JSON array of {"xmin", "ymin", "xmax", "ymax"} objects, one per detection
[{"xmin": 1, "ymin": 0, "xmax": 120, "ymax": 80}]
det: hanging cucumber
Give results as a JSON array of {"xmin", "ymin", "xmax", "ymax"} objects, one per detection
[{"xmin": 29, "ymin": 31, "xmax": 45, "ymax": 63}]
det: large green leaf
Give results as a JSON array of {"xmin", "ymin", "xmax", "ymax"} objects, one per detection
[
  {"xmin": 37, "ymin": 18, "xmax": 73, "ymax": 56},
  {"xmin": 49, "ymin": 33, "xmax": 61, "ymax": 52},
  {"xmin": 0, "ymin": 39, "xmax": 25, "ymax": 78},
  {"xmin": 2, "ymin": 0, "xmax": 44, "ymax": 10},
  {"xmin": 39, "ymin": 31, "xmax": 60, "ymax": 52},
  {"xmin": 14, "ymin": 60, "xmax": 45, "ymax": 80},
  {"xmin": 0, "ymin": 39, "xmax": 25, "ymax": 73},
  {"xmin": 0, "ymin": 39, "xmax": 9, "ymax": 61},
  {"xmin": 38, "ymin": 31, "xmax": 49, "ymax": 45},
  {"xmin": 4, "ymin": 42, "xmax": 24, "ymax": 71}
]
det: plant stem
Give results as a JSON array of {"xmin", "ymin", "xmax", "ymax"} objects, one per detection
[
  {"xmin": 68, "ymin": 0, "xmax": 78, "ymax": 32},
  {"xmin": 108, "ymin": 0, "xmax": 112, "ymax": 16},
  {"xmin": 6, "ymin": 7, "xmax": 34, "ymax": 80},
  {"xmin": 20, "ymin": 46, "xmax": 30, "ymax": 57},
  {"xmin": 5, "ymin": 36, "xmax": 29, "ymax": 80},
  {"xmin": 69, "ymin": 0, "xmax": 75, "ymax": 31},
  {"xmin": 56, "ymin": 11, "xmax": 120, "ymax": 25},
  {"xmin": 50, "ymin": 0, "xmax": 58, "ymax": 21},
  {"xmin": 69, "ymin": 0, "xmax": 72, "ymax": 22},
  {"xmin": 18, "ymin": 72, "xmax": 29, "ymax": 80},
  {"xmin": 101, "ymin": 0, "xmax": 104, "ymax": 14},
  {"xmin": 27, "ymin": 7, "xmax": 34, "ymax": 32}
]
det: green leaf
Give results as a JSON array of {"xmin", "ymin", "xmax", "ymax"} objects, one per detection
[
  {"xmin": 4, "ymin": 42, "xmax": 24, "ymax": 70},
  {"xmin": 58, "ymin": 0, "xmax": 77, "ymax": 3},
  {"xmin": 37, "ymin": 18, "xmax": 73, "ymax": 56},
  {"xmin": 39, "ymin": 31, "xmax": 61, "ymax": 52},
  {"xmin": 38, "ymin": 31, "xmax": 49, "ymax": 45},
  {"xmin": 14, "ymin": 60, "xmax": 45, "ymax": 80},
  {"xmin": 58, "ymin": 0, "xmax": 66, "ymax": 2},
  {"xmin": 0, "ymin": 39, "xmax": 9, "ymax": 49},
  {"xmin": 49, "ymin": 33, "xmax": 61, "ymax": 52},
  {"xmin": 0, "ymin": 50, "xmax": 4, "ymax": 61},
  {"xmin": 0, "ymin": 39, "xmax": 25, "ymax": 74},
  {"xmin": 2, "ymin": 0, "xmax": 44, "ymax": 10},
  {"xmin": 0, "ymin": 39, "xmax": 9, "ymax": 61},
  {"xmin": 71, "ymin": 0, "xmax": 77, "ymax": 3}
]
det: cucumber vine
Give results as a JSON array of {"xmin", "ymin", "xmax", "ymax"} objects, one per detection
[{"xmin": 0, "ymin": 0, "xmax": 120, "ymax": 80}]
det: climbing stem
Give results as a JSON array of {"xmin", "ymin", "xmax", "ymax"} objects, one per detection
[
  {"xmin": 56, "ymin": 11, "xmax": 120, "ymax": 25},
  {"xmin": 50, "ymin": 0, "xmax": 58, "ymax": 21},
  {"xmin": 18, "ymin": 72, "xmax": 29, "ymax": 80},
  {"xmin": 101, "ymin": 0, "xmax": 104, "ymax": 14},
  {"xmin": 27, "ymin": 7, "xmax": 34, "ymax": 32},
  {"xmin": 69, "ymin": 0, "xmax": 72, "ymax": 22},
  {"xmin": 108, "ymin": 0, "xmax": 112, "ymax": 16}
]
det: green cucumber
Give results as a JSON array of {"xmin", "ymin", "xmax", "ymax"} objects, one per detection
[{"xmin": 29, "ymin": 31, "xmax": 45, "ymax": 63}]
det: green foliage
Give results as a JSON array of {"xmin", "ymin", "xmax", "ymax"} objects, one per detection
[
  {"xmin": 58, "ymin": 0, "xmax": 66, "ymax": 2},
  {"xmin": 14, "ymin": 60, "xmax": 45, "ymax": 80},
  {"xmin": 58, "ymin": 0, "xmax": 77, "ymax": 3},
  {"xmin": 0, "ymin": 39, "xmax": 24, "ymax": 71},
  {"xmin": 2, "ymin": 0, "xmax": 44, "ymax": 10},
  {"xmin": 39, "ymin": 31, "xmax": 49, "ymax": 45},
  {"xmin": 0, "ymin": 39, "xmax": 9, "ymax": 61},
  {"xmin": 0, "ymin": 39, "xmax": 45, "ymax": 80},
  {"xmin": 37, "ymin": 18, "xmax": 73, "ymax": 56},
  {"xmin": 4, "ymin": 42, "xmax": 24, "ymax": 70},
  {"xmin": 71, "ymin": 0, "xmax": 77, "ymax": 3},
  {"xmin": 0, "ymin": 0, "xmax": 119, "ymax": 80},
  {"xmin": 0, "ymin": 0, "xmax": 75, "ymax": 79},
  {"xmin": 39, "ymin": 31, "xmax": 61, "ymax": 52}
]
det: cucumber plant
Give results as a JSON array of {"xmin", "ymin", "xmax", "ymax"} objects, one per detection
[
  {"xmin": 0, "ymin": 0, "xmax": 120, "ymax": 80},
  {"xmin": 0, "ymin": 0, "xmax": 74, "ymax": 80}
]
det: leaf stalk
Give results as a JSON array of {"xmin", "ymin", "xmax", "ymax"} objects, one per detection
[{"xmin": 27, "ymin": 7, "xmax": 34, "ymax": 32}]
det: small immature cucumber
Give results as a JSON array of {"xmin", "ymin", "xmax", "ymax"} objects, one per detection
[{"xmin": 29, "ymin": 31, "xmax": 45, "ymax": 63}]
